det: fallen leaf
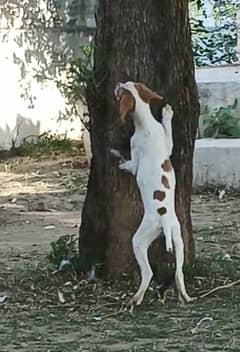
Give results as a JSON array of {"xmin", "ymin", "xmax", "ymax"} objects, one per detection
[
  {"xmin": 57, "ymin": 290, "xmax": 65, "ymax": 304},
  {"xmin": 44, "ymin": 225, "xmax": 56, "ymax": 230},
  {"xmin": 219, "ymin": 190, "xmax": 225, "ymax": 201},
  {"xmin": 58, "ymin": 259, "xmax": 71, "ymax": 271},
  {"xmin": 0, "ymin": 295, "xmax": 8, "ymax": 304}
]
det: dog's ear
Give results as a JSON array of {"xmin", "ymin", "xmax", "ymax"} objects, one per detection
[
  {"xmin": 134, "ymin": 82, "xmax": 165, "ymax": 104},
  {"xmin": 134, "ymin": 82, "xmax": 166, "ymax": 121},
  {"xmin": 119, "ymin": 91, "xmax": 135, "ymax": 123}
]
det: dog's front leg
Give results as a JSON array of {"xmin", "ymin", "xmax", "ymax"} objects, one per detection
[
  {"xmin": 119, "ymin": 145, "xmax": 139, "ymax": 175},
  {"xmin": 162, "ymin": 104, "xmax": 174, "ymax": 156},
  {"xmin": 110, "ymin": 149, "xmax": 126, "ymax": 163},
  {"xmin": 110, "ymin": 149, "xmax": 138, "ymax": 176},
  {"xmin": 118, "ymin": 160, "xmax": 135, "ymax": 174},
  {"xmin": 121, "ymin": 136, "xmax": 139, "ymax": 176}
]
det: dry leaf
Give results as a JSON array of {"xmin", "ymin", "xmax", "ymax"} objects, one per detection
[
  {"xmin": 0, "ymin": 295, "xmax": 8, "ymax": 304},
  {"xmin": 57, "ymin": 290, "xmax": 65, "ymax": 304}
]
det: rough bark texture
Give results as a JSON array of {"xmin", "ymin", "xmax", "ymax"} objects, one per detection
[{"xmin": 79, "ymin": 0, "xmax": 199, "ymax": 278}]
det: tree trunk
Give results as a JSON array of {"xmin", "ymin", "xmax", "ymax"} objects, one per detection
[{"xmin": 79, "ymin": 0, "xmax": 199, "ymax": 278}]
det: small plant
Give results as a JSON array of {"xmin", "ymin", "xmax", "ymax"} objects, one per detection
[
  {"xmin": 58, "ymin": 45, "xmax": 94, "ymax": 104},
  {"xmin": 48, "ymin": 234, "xmax": 78, "ymax": 267},
  {"xmin": 57, "ymin": 44, "xmax": 94, "ymax": 131},
  {"xmin": 47, "ymin": 235, "xmax": 92, "ymax": 273},
  {"xmin": 202, "ymin": 99, "xmax": 240, "ymax": 138},
  {"xmin": 16, "ymin": 133, "xmax": 78, "ymax": 158}
]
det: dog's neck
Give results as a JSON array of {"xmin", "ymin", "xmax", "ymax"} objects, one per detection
[{"xmin": 132, "ymin": 102, "xmax": 156, "ymax": 130}]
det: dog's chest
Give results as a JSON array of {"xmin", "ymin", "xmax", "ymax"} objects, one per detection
[{"xmin": 132, "ymin": 130, "xmax": 153, "ymax": 154}]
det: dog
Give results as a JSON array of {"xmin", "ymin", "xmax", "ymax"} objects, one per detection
[{"xmin": 111, "ymin": 81, "xmax": 193, "ymax": 305}]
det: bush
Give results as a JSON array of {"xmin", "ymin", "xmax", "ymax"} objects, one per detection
[
  {"xmin": 202, "ymin": 99, "xmax": 240, "ymax": 138},
  {"xmin": 190, "ymin": 0, "xmax": 238, "ymax": 66},
  {"xmin": 16, "ymin": 133, "xmax": 77, "ymax": 157}
]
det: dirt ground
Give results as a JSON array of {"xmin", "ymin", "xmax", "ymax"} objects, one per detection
[
  {"xmin": 0, "ymin": 156, "xmax": 87, "ymax": 261},
  {"xmin": 0, "ymin": 155, "xmax": 240, "ymax": 352}
]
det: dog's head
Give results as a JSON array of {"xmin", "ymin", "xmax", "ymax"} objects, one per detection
[{"xmin": 115, "ymin": 81, "xmax": 165, "ymax": 123}]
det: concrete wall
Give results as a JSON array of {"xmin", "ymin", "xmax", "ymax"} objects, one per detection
[
  {"xmin": 187, "ymin": 67, "xmax": 240, "ymax": 189},
  {"xmin": 0, "ymin": 0, "xmax": 96, "ymax": 150},
  {"xmin": 196, "ymin": 65, "xmax": 240, "ymax": 137},
  {"xmin": 193, "ymin": 138, "xmax": 240, "ymax": 189}
]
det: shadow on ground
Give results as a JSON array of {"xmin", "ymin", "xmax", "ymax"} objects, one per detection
[{"xmin": 0, "ymin": 156, "xmax": 240, "ymax": 352}]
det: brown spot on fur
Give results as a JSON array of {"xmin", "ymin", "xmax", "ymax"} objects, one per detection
[
  {"xmin": 162, "ymin": 175, "xmax": 170, "ymax": 189},
  {"xmin": 134, "ymin": 83, "xmax": 164, "ymax": 104},
  {"xmin": 161, "ymin": 160, "xmax": 172, "ymax": 172},
  {"xmin": 119, "ymin": 90, "xmax": 135, "ymax": 123},
  {"xmin": 153, "ymin": 190, "xmax": 166, "ymax": 201},
  {"xmin": 157, "ymin": 207, "xmax": 167, "ymax": 215}
]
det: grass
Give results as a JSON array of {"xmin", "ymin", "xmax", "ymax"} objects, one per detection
[
  {"xmin": 59, "ymin": 173, "xmax": 88, "ymax": 193},
  {"xmin": 13, "ymin": 134, "xmax": 84, "ymax": 160}
]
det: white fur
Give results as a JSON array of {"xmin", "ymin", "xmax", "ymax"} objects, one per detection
[{"xmin": 113, "ymin": 81, "xmax": 193, "ymax": 305}]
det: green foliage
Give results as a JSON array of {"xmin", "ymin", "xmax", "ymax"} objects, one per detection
[
  {"xmin": 202, "ymin": 99, "xmax": 240, "ymax": 138},
  {"xmin": 59, "ymin": 173, "xmax": 88, "ymax": 193},
  {"xmin": 57, "ymin": 44, "xmax": 95, "ymax": 131},
  {"xmin": 190, "ymin": 0, "xmax": 238, "ymax": 66},
  {"xmin": 58, "ymin": 44, "xmax": 94, "ymax": 106},
  {"xmin": 16, "ymin": 133, "xmax": 76, "ymax": 157},
  {"xmin": 47, "ymin": 234, "xmax": 92, "ymax": 273},
  {"xmin": 48, "ymin": 234, "xmax": 78, "ymax": 266}
]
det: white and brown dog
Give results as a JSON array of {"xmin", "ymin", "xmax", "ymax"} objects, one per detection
[{"xmin": 112, "ymin": 81, "xmax": 193, "ymax": 306}]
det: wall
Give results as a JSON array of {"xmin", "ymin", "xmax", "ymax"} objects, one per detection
[
  {"xmin": 193, "ymin": 138, "xmax": 240, "ymax": 189},
  {"xmin": 1, "ymin": 0, "xmax": 240, "ymax": 172},
  {"xmin": 0, "ymin": 0, "xmax": 96, "ymax": 150},
  {"xmin": 196, "ymin": 65, "xmax": 240, "ymax": 137}
]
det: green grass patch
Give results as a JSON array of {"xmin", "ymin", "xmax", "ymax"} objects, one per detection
[{"xmin": 16, "ymin": 134, "xmax": 81, "ymax": 159}]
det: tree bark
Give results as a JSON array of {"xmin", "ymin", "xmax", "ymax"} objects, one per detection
[{"xmin": 79, "ymin": 0, "xmax": 199, "ymax": 278}]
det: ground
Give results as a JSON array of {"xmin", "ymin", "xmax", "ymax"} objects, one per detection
[{"xmin": 0, "ymin": 155, "xmax": 240, "ymax": 352}]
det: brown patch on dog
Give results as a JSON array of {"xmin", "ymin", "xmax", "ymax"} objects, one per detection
[
  {"xmin": 119, "ymin": 90, "xmax": 135, "ymax": 123},
  {"xmin": 153, "ymin": 190, "xmax": 166, "ymax": 201},
  {"xmin": 162, "ymin": 175, "xmax": 170, "ymax": 189},
  {"xmin": 157, "ymin": 207, "xmax": 167, "ymax": 216},
  {"xmin": 161, "ymin": 159, "xmax": 172, "ymax": 172},
  {"xmin": 135, "ymin": 82, "xmax": 164, "ymax": 104}
]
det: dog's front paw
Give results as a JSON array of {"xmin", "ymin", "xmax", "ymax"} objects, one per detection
[
  {"xmin": 119, "ymin": 161, "xmax": 133, "ymax": 173},
  {"xmin": 110, "ymin": 149, "xmax": 122, "ymax": 158},
  {"xmin": 162, "ymin": 104, "xmax": 174, "ymax": 120}
]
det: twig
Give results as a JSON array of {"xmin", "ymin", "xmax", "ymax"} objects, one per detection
[
  {"xmin": 101, "ymin": 306, "xmax": 127, "ymax": 319},
  {"xmin": 200, "ymin": 279, "xmax": 240, "ymax": 299},
  {"xmin": 96, "ymin": 301, "xmax": 120, "ymax": 308},
  {"xmin": 190, "ymin": 317, "xmax": 213, "ymax": 334}
]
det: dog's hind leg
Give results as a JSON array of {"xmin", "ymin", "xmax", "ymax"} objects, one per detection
[
  {"xmin": 130, "ymin": 213, "xmax": 160, "ymax": 305},
  {"xmin": 171, "ymin": 219, "xmax": 194, "ymax": 303}
]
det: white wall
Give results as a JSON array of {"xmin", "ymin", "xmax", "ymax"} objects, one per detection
[
  {"xmin": 0, "ymin": 0, "xmax": 95, "ymax": 150},
  {"xmin": 193, "ymin": 138, "xmax": 240, "ymax": 189},
  {"xmin": 196, "ymin": 65, "xmax": 240, "ymax": 137}
]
